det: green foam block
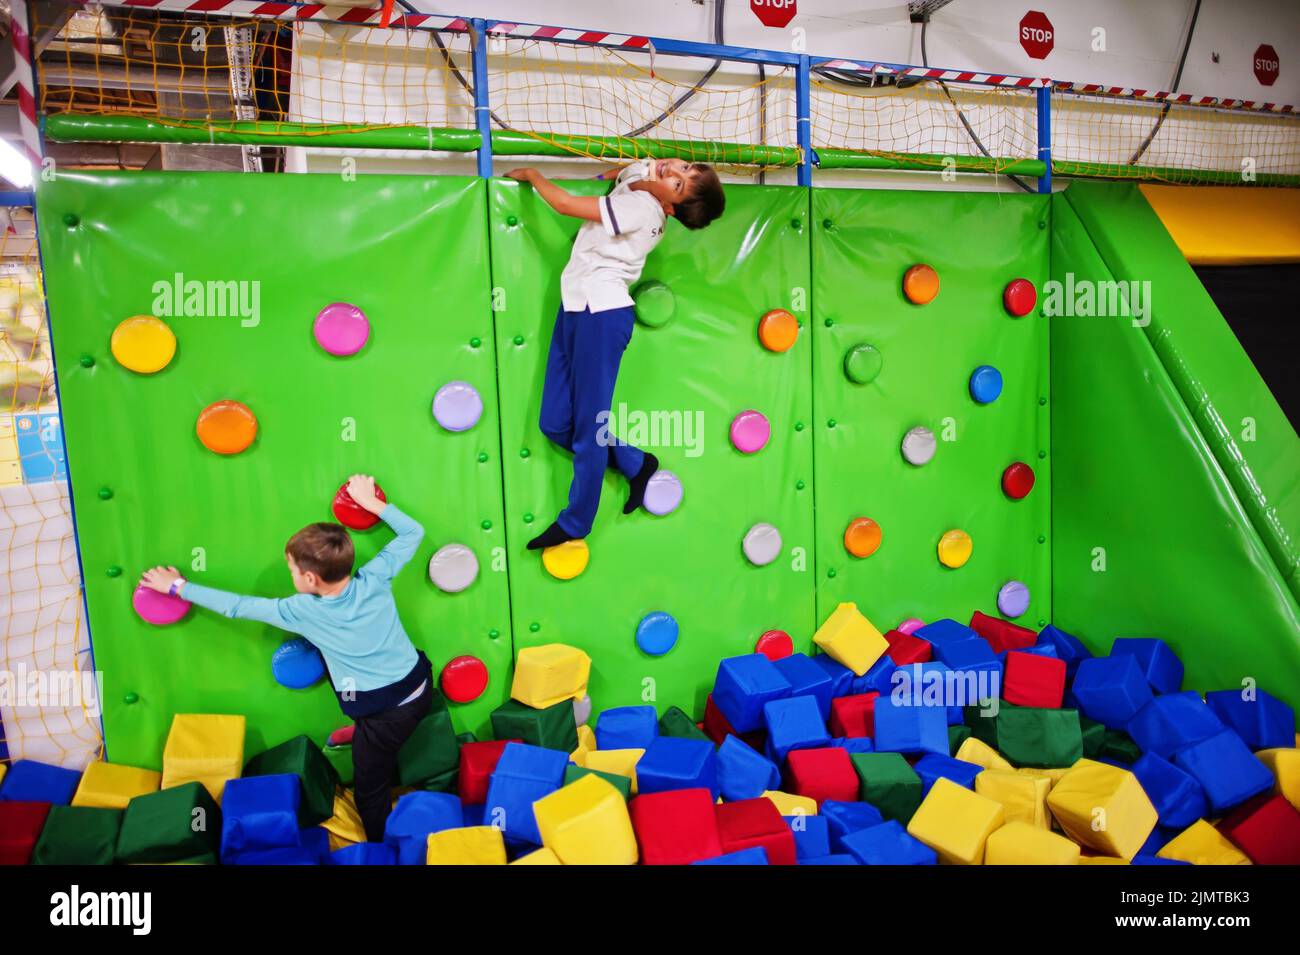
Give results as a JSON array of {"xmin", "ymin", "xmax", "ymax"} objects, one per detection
[
  {"xmin": 995, "ymin": 706, "xmax": 1083, "ymax": 768},
  {"xmin": 33, "ymin": 806, "xmax": 122, "ymax": 865},
  {"xmin": 1100, "ymin": 729, "xmax": 1142, "ymax": 765},
  {"xmin": 396, "ymin": 693, "xmax": 460, "ymax": 788},
  {"xmin": 322, "ymin": 743, "xmax": 354, "ymax": 787},
  {"xmin": 851, "ymin": 752, "xmax": 923, "ymax": 824},
  {"xmin": 1080, "ymin": 716, "xmax": 1107, "ymax": 758},
  {"xmin": 948, "ymin": 724, "xmax": 972, "ymax": 756},
  {"xmin": 564, "ymin": 764, "xmax": 632, "ymax": 801},
  {"xmin": 244, "ymin": 734, "xmax": 340, "ymax": 827},
  {"xmin": 491, "ymin": 698, "xmax": 578, "ymax": 754},
  {"xmin": 659, "ymin": 706, "xmax": 710, "ymax": 742},
  {"xmin": 116, "ymin": 782, "xmax": 221, "ymax": 865}
]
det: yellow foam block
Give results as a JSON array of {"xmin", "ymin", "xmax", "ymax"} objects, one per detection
[
  {"xmin": 1046, "ymin": 759, "xmax": 1157, "ymax": 860},
  {"xmin": 571, "ymin": 725, "xmax": 596, "ymax": 764},
  {"xmin": 985, "ymin": 821, "xmax": 1080, "ymax": 865},
  {"xmin": 511, "ymin": 847, "xmax": 562, "ymax": 865},
  {"xmin": 906, "ymin": 777, "xmax": 1005, "ymax": 865},
  {"xmin": 976, "ymin": 769, "xmax": 1051, "ymax": 829},
  {"xmin": 582, "ymin": 748, "xmax": 644, "ymax": 793},
  {"xmin": 1079, "ymin": 855, "xmax": 1129, "ymax": 865},
  {"xmin": 1157, "ymin": 821, "xmax": 1252, "ymax": 866},
  {"xmin": 0, "ymin": 763, "xmax": 6, "ymax": 788},
  {"xmin": 426, "ymin": 826, "xmax": 507, "ymax": 865},
  {"xmin": 323, "ymin": 788, "xmax": 366, "ymax": 847},
  {"xmin": 510, "ymin": 644, "xmax": 592, "ymax": 708},
  {"xmin": 1256, "ymin": 747, "xmax": 1300, "ymax": 812},
  {"xmin": 72, "ymin": 760, "xmax": 162, "ymax": 810},
  {"xmin": 764, "ymin": 790, "xmax": 818, "ymax": 817},
  {"xmin": 956, "ymin": 737, "xmax": 1014, "ymax": 772},
  {"xmin": 160, "ymin": 713, "xmax": 246, "ymax": 803},
  {"xmin": 812, "ymin": 602, "xmax": 888, "ymax": 676},
  {"xmin": 1016, "ymin": 766, "xmax": 1071, "ymax": 789},
  {"xmin": 534, "ymin": 774, "xmax": 638, "ymax": 865}
]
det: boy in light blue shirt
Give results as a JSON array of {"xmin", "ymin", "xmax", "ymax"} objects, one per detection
[{"xmin": 139, "ymin": 474, "xmax": 431, "ymax": 841}]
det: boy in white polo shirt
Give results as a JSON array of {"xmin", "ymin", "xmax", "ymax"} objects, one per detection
[{"xmin": 506, "ymin": 158, "xmax": 725, "ymax": 550}]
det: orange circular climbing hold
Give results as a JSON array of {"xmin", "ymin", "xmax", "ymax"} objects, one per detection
[
  {"xmin": 196, "ymin": 399, "xmax": 258, "ymax": 455},
  {"xmin": 902, "ymin": 264, "xmax": 940, "ymax": 305},
  {"xmin": 843, "ymin": 517, "xmax": 883, "ymax": 558},
  {"xmin": 440, "ymin": 654, "xmax": 489, "ymax": 703},
  {"xmin": 938, "ymin": 529, "xmax": 973, "ymax": 568},
  {"xmin": 758, "ymin": 308, "xmax": 799, "ymax": 353},
  {"xmin": 110, "ymin": 315, "xmax": 176, "ymax": 374}
]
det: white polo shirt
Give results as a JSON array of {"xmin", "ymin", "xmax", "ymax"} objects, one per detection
[{"xmin": 559, "ymin": 161, "xmax": 667, "ymax": 313}]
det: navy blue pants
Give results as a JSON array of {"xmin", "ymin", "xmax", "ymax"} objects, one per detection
[{"xmin": 539, "ymin": 305, "xmax": 646, "ymax": 538}]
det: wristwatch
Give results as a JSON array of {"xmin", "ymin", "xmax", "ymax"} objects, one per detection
[{"xmin": 169, "ymin": 577, "xmax": 187, "ymax": 597}]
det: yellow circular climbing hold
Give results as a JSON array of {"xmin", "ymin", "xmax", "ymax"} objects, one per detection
[
  {"xmin": 938, "ymin": 529, "xmax": 973, "ymax": 568},
  {"xmin": 542, "ymin": 539, "xmax": 589, "ymax": 581},
  {"xmin": 843, "ymin": 517, "xmax": 882, "ymax": 558},
  {"xmin": 110, "ymin": 315, "xmax": 176, "ymax": 374}
]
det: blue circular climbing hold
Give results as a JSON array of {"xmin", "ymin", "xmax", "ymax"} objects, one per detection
[
  {"xmin": 969, "ymin": 365, "xmax": 1003, "ymax": 404},
  {"xmin": 272, "ymin": 637, "xmax": 326, "ymax": 689},
  {"xmin": 635, "ymin": 611, "xmax": 679, "ymax": 656}
]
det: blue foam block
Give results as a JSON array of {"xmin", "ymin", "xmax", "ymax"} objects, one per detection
[
  {"xmin": 1127, "ymin": 691, "xmax": 1226, "ymax": 758},
  {"xmin": 915, "ymin": 619, "xmax": 980, "ymax": 650},
  {"xmin": 713, "ymin": 654, "xmax": 793, "ymax": 733},
  {"xmin": 1036, "ymin": 625, "xmax": 1092, "ymax": 677},
  {"xmin": 220, "ymin": 773, "xmax": 302, "ymax": 862},
  {"xmin": 298, "ymin": 826, "xmax": 331, "ymax": 862},
  {"xmin": 484, "ymin": 743, "xmax": 568, "ymax": 846},
  {"xmin": 774, "ymin": 654, "xmax": 835, "ymax": 721},
  {"xmin": 830, "ymin": 737, "xmax": 876, "ymax": 754},
  {"xmin": 841, "ymin": 819, "xmax": 938, "ymax": 865},
  {"xmin": 1205, "ymin": 688, "xmax": 1295, "ymax": 750},
  {"xmin": 913, "ymin": 754, "xmax": 983, "ymax": 796},
  {"xmin": 384, "ymin": 790, "xmax": 463, "ymax": 865},
  {"xmin": 692, "ymin": 846, "xmax": 769, "ymax": 865},
  {"xmin": 1131, "ymin": 753, "xmax": 1208, "ymax": 829},
  {"xmin": 821, "ymin": 800, "xmax": 885, "ymax": 851},
  {"xmin": 1110, "ymin": 638, "xmax": 1184, "ymax": 695},
  {"xmin": 1070, "ymin": 654, "xmax": 1154, "ymax": 729},
  {"xmin": 717, "ymin": 735, "xmax": 781, "ymax": 802},
  {"xmin": 594, "ymin": 705, "xmax": 660, "ymax": 751},
  {"xmin": 851, "ymin": 654, "xmax": 898, "ymax": 697},
  {"xmin": 330, "ymin": 842, "xmax": 397, "ymax": 865},
  {"xmin": 1172, "ymin": 730, "xmax": 1274, "ymax": 814},
  {"xmin": 787, "ymin": 813, "xmax": 831, "ymax": 860},
  {"xmin": 1135, "ymin": 825, "xmax": 1178, "ymax": 858},
  {"xmin": 462, "ymin": 802, "xmax": 486, "ymax": 827},
  {"xmin": 810, "ymin": 653, "xmax": 856, "ymax": 698},
  {"xmin": 896, "ymin": 661, "xmax": 978, "ymax": 723},
  {"xmin": 800, "ymin": 853, "xmax": 860, "ymax": 865},
  {"xmin": 762, "ymin": 694, "xmax": 831, "ymax": 763},
  {"xmin": 637, "ymin": 736, "xmax": 719, "ymax": 798},
  {"xmin": 1132, "ymin": 856, "xmax": 1191, "ymax": 865},
  {"xmin": 0, "ymin": 760, "xmax": 81, "ymax": 805},
  {"xmin": 873, "ymin": 692, "xmax": 949, "ymax": 756},
  {"xmin": 230, "ymin": 845, "xmax": 319, "ymax": 865}
]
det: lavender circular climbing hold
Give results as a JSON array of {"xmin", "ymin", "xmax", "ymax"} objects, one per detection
[
  {"xmin": 132, "ymin": 584, "xmax": 191, "ymax": 626},
  {"xmin": 743, "ymin": 523, "xmax": 782, "ymax": 566},
  {"xmin": 998, "ymin": 580, "xmax": 1031, "ymax": 618},
  {"xmin": 643, "ymin": 469, "xmax": 683, "ymax": 516},
  {"xmin": 901, "ymin": 426, "xmax": 936, "ymax": 466},
  {"xmin": 432, "ymin": 381, "xmax": 483, "ymax": 432},
  {"xmin": 897, "ymin": 617, "xmax": 926, "ymax": 635},
  {"xmin": 969, "ymin": 365, "xmax": 1003, "ymax": 404},
  {"xmin": 843, "ymin": 343, "xmax": 883, "ymax": 385},
  {"xmin": 271, "ymin": 637, "xmax": 326, "ymax": 689},
  {"xmin": 730, "ymin": 410, "xmax": 771, "ymax": 454},
  {"xmin": 636, "ymin": 611, "xmax": 679, "ymax": 656},
  {"xmin": 313, "ymin": 302, "xmax": 370, "ymax": 357},
  {"xmin": 427, "ymin": 543, "xmax": 479, "ymax": 593},
  {"xmin": 573, "ymin": 695, "xmax": 593, "ymax": 726}
]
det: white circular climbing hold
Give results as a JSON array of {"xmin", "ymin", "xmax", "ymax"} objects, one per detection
[
  {"xmin": 901, "ymin": 426, "xmax": 936, "ymax": 466},
  {"xmin": 643, "ymin": 470, "xmax": 683, "ymax": 516},
  {"xmin": 427, "ymin": 543, "xmax": 479, "ymax": 593},
  {"xmin": 743, "ymin": 523, "xmax": 783, "ymax": 567}
]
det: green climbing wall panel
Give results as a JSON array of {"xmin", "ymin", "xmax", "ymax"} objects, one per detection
[{"xmin": 37, "ymin": 171, "xmax": 513, "ymax": 766}]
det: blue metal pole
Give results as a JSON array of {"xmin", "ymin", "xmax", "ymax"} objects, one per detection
[
  {"xmin": 0, "ymin": 191, "xmax": 35, "ymax": 206},
  {"xmin": 796, "ymin": 54, "xmax": 812, "ymax": 187},
  {"xmin": 1036, "ymin": 84, "xmax": 1052, "ymax": 194},
  {"xmin": 471, "ymin": 18, "xmax": 493, "ymax": 178}
]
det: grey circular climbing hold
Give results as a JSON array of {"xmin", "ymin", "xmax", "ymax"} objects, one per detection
[
  {"xmin": 427, "ymin": 543, "xmax": 479, "ymax": 593},
  {"xmin": 743, "ymin": 523, "xmax": 783, "ymax": 567},
  {"xmin": 901, "ymin": 426, "xmax": 936, "ymax": 466}
]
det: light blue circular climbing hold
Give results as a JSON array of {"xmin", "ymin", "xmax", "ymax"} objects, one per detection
[
  {"xmin": 969, "ymin": 365, "xmax": 1003, "ymax": 404},
  {"xmin": 636, "ymin": 611, "xmax": 679, "ymax": 656},
  {"xmin": 272, "ymin": 637, "xmax": 325, "ymax": 689},
  {"xmin": 998, "ymin": 580, "xmax": 1030, "ymax": 618}
]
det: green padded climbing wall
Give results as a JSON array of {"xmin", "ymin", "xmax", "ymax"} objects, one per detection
[
  {"xmin": 489, "ymin": 180, "xmax": 817, "ymax": 717},
  {"xmin": 37, "ymin": 171, "xmax": 512, "ymax": 765},
  {"xmin": 810, "ymin": 189, "xmax": 1052, "ymax": 630}
]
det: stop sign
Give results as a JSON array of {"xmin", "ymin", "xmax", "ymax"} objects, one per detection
[
  {"xmin": 751, "ymin": 0, "xmax": 797, "ymax": 29},
  {"xmin": 1019, "ymin": 10, "xmax": 1054, "ymax": 59},
  {"xmin": 1254, "ymin": 44, "xmax": 1279, "ymax": 86}
]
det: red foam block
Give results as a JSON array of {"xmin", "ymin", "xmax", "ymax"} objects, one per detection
[
  {"xmin": 458, "ymin": 739, "xmax": 520, "ymax": 805},
  {"xmin": 1002, "ymin": 651, "xmax": 1067, "ymax": 708},
  {"xmin": 786, "ymin": 748, "xmax": 859, "ymax": 806},
  {"xmin": 715, "ymin": 797, "xmax": 797, "ymax": 865},
  {"xmin": 629, "ymin": 788, "xmax": 724, "ymax": 865},
  {"xmin": 829, "ymin": 692, "xmax": 879, "ymax": 739},
  {"xmin": 885, "ymin": 629, "xmax": 932, "ymax": 666},
  {"xmin": 1218, "ymin": 793, "xmax": 1300, "ymax": 865},
  {"xmin": 0, "ymin": 801, "xmax": 51, "ymax": 865},
  {"xmin": 970, "ymin": 611, "xmax": 1037, "ymax": 654}
]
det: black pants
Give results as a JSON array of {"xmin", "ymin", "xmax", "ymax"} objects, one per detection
[{"xmin": 352, "ymin": 681, "xmax": 434, "ymax": 843}]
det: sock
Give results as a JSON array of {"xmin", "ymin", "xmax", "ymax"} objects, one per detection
[
  {"xmin": 623, "ymin": 452, "xmax": 659, "ymax": 514},
  {"xmin": 527, "ymin": 520, "xmax": 576, "ymax": 551}
]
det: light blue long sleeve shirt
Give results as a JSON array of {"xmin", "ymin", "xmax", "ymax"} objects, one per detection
[{"xmin": 183, "ymin": 504, "xmax": 423, "ymax": 693}]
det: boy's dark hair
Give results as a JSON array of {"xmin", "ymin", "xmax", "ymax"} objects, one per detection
[
  {"xmin": 675, "ymin": 163, "xmax": 725, "ymax": 230},
  {"xmin": 286, "ymin": 522, "xmax": 354, "ymax": 582}
]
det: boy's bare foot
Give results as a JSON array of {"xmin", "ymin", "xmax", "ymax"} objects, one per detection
[
  {"xmin": 527, "ymin": 520, "xmax": 578, "ymax": 550},
  {"xmin": 623, "ymin": 452, "xmax": 660, "ymax": 514}
]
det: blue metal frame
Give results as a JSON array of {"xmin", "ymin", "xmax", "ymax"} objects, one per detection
[
  {"xmin": 470, "ymin": 18, "xmax": 494, "ymax": 178},
  {"xmin": 1036, "ymin": 85, "xmax": 1053, "ymax": 193}
]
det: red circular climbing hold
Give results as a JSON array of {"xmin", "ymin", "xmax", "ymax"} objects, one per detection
[
  {"xmin": 331, "ymin": 480, "xmax": 387, "ymax": 529},
  {"xmin": 440, "ymin": 654, "xmax": 489, "ymax": 703},
  {"xmin": 1003, "ymin": 278, "xmax": 1037, "ymax": 317},
  {"xmin": 756, "ymin": 629, "xmax": 794, "ymax": 661},
  {"xmin": 1002, "ymin": 462, "xmax": 1036, "ymax": 500}
]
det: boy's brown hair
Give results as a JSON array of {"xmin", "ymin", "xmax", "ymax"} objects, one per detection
[
  {"xmin": 675, "ymin": 163, "xmax": 725, "ymax": 230},
  {"xmin": 286, "ymin": 522, "xmax": 354, "ymax": 582}
]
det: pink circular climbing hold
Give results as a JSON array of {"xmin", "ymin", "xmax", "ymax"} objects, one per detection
[
  {"xmin": 1003, "ymin": 279, "xmax": 1037, "ymax": 318},
  {"xmin": 313, "ymin": 302, "xmax": 370, "ymax": 356},
  {"xmin": 756, "ymin": 630, "xmax": 794, "ymax": 661},
  {"xmin": 730, "ymin": 410, "xmax": 771, "ymax": 454},
  {"xmin": 432, "ymin": 381, "xmax": 483, "ymax": 432},
  {"xmin": 897, "ymin": 617, "xmax": 926, "ymax": 635},
  {"xmin": 440, "ymin": 654, "xmax": 489, "ymax": 703},
  {"xmin": 643, "ymin": 470, "xmax": 683, "ymax": 516},
  {"xmin": 132, "ymin": 584, "xmax": 191, "ymax": 625}
]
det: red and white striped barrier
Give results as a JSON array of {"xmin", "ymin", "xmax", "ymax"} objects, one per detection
[
  {"xmin": 818, "ymin": 59, "xmax": 1049, "ymax": 90},
  {"xmin": 10, "ymin": 0, "xmax": 41, "ymax": 166},
  {"xmin": 484, "ymin": 22, "xmax": 650, "ymax": 49},
  {"xmin": 114, "ymin": 0, "xmax": 468, "ymax": 30},
  {"xmin": 1055, "ymin": 82, "xmax": 1295, "ymax": 115}
]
